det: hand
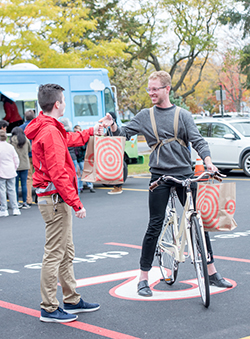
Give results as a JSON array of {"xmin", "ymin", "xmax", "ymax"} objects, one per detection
[
  {"xmin": 204, "ymin": 156, "xmax": 218, "ymax": 173},
  {"xmin": 206, "ymin": 163, "xmax": 218, "ymax": 173},
  {"xmin": 94, "ymin": 123, "xmax": 104, "ymax": 136},
  {"xmin": 75, "ymin": 207, "xmax": 86, "ymax": 219},
  {"xmin": 99, "ymin": 113, "xmax": 113, "ymax": 129}
]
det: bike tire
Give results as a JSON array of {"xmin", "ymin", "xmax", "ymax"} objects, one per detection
[
  {"xmin": 157, "ymin": 219, "xmax": 179, "ymax": 285},
  {"xmin": 190, "ymin": 215, "xmax": 210, "ymax": 308}
]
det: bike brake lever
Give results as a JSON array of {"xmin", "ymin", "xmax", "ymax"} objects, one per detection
[
  {"xmin": 149, "ymin": 180, "xmax": 159, "ymax": 191},
  {"xmin": 213, "ymin": 171, "xmax": 226, "ymax": 182},
  {"xmin": 149, "ymin": 176, "xmax": 165, "ymax": 191}
]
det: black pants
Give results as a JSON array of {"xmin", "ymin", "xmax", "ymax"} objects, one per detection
[
  {"xmin": 7, "ymin": 120, "xmax": 23, "ymax": 133},
  {"xmin": 140, "ymin": 173, "xmax": 214, "ymax": 272}
]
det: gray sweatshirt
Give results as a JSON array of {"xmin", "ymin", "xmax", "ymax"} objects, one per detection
[{"xmin": 114, "ymin": 105, "xmax": 210, "ymax": 176}]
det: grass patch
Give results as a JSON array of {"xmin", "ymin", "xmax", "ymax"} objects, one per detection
[{"xmin": 128, "ymin": 154, "xmax": 150, "ymax": 175}]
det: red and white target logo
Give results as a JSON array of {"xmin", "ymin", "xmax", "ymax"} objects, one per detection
[
  {"xmin": 225, "ymin": 200, "xmax": 236, "ymax": 214},
  {"xmin": 86, "ymin": 153, "xmax": 94, "ymax": 167},
  {"xmin": 196, "ymin": 184, "xmax": 236, "ymax": 231},
  {"xmin": 197, "ymin": 185, "xmax": 220, "ymax": 229},
  {"xmin": 95, "ymin": 137, "xmax": 123, "ymax": 182}
]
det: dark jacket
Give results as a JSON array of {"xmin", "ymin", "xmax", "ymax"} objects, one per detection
[{"xmin": 20, "ymin": 120, "xmax": 33, "ymax": 157}]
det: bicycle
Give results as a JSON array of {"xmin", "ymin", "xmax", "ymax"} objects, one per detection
[{"xmin": 149, "ymin": 171, "xmax": 224, "ymax": 308}]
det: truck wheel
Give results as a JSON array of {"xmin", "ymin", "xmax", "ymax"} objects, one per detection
[
  {"xmin": 242, "ymin": 152, "xmax": 250, "ymax": 176},
  {"xmin": 123, "ymin": 160, "xmax": 128, "ymax": 183}
]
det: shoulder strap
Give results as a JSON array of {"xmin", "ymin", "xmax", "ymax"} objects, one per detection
[
  {"xmin": 149, "ymin": 107, "xmax": 160, "ymax": 145},
  {"xmin": 149, "ymin": 106, "xmax": 187, "ymax": 164},
  {"xmin": 173, "ymin": 106, "xmax": 180, "ymax": 138},
  {"xmin": 173, "ymin": 106, "xmax": 187, "ymax": 147}
]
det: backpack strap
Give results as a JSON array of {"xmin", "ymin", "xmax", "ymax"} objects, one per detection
[
  {"xmin": 149, "ymin": 106, "xmax": 187, "ymax": 164},
  {"xmin": 173, "ymin": 106, "xmax": 187, "ymax": 147},
  {"xmin": 149, "ymin": 107, "xmax": 160, "ymax": 150}
]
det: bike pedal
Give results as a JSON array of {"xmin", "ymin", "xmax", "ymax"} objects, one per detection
[{"xmin": 160, "ymin": 278, "xmax": 172, "ymax": 282}]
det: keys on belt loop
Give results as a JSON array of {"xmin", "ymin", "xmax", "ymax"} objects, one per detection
[{"xmin": 52, "ymin": 193, "xmax": 58, "ymax": 213}]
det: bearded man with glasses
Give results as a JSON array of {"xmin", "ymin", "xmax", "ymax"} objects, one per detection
[{"xmin": 100, "ymin": 70, "xmax": 233, "ymax": 296}]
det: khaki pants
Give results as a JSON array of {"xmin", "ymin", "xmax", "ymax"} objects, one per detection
[
  {"xmin": 38, "ymin": 195, "xmax": 80, "ymax": 312},
  {"xmin": 26, "ymin": 158, "xmax": 34, "ymax": 204}
]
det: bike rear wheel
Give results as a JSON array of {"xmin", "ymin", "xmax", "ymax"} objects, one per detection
[
  {"xmin": 191, "ymin": 215, "xmax": 210, "ymax": 308},
  {"xmin": 157, "ymin": 221, "xmax": 179, "ymax": 285}
]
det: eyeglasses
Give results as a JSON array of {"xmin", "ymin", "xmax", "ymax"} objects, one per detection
[{"xmin": 145, "ymin": 86, "xmax": 166, "ymax": 93}]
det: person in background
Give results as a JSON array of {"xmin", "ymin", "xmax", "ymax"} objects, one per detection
[
  {"xmin": 0, "ymin": 120, "xmax": 9, "ymax": 206},
  {"xmin": 1, "ymin": 95, "xmax": 23, "ymax": 133},
  {"xmin": 0, "ymin": 130, "xmax": 21, "ymax": 217},
  {"xmin": 20, "ymin": 110, "xmax": 36, "ymax": 205},
  {"xmin": 10, "ymin": 127, "xmax": 31, "ymax": 209},
  {"xmin": 106, "ymin": 112, "xmax": 123, "ymax": 195},
  {"xmin": 73, "ymin": 125, "xmax": 95, "ymax": 193},
  {"xmin": 0, "ymin": 120, "xmax": 9, "ymax": 132},
  {"xmin": 25, "ymin": 84, "xmax": 102, "ymax": 323}
]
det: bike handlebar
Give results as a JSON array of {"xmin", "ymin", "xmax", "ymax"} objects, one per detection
[{"xmin": 149, "ymin": 171, "xmax": 226, "ymax": 192}]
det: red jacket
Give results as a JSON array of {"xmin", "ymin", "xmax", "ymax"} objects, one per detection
[{"xmin": 25, "ymin": 112, "xmax": 94, "ymax": 211}]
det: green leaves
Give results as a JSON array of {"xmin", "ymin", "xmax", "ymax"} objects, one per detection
[{"xmin": 0, "ymin": 0, "xmax": 126, "ymax": 68}]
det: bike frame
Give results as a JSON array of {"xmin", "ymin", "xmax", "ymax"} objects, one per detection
[{"xmin": 158, "ymin": 186, "xmax": 208, "ymax": 265}]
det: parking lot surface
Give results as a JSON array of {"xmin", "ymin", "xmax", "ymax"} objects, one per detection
[{"xmin": 1, "ymin": 173, "xmax": 250, "ymax": 339}]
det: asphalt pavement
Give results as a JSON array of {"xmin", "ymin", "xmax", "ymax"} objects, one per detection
[{"xmin": 1, "ymin": 173, "xmax": 250, "ymax": 339}]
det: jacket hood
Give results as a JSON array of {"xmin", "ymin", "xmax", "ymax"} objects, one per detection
[
  {"xmin": 25, "ymin": 111, "xmax": 67, "ymax": 140},
  {"xmin": 10, "ymin": 134, "xmax": 18, "ymax": 145}
]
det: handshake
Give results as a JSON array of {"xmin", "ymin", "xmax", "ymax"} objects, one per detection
[{"xmin": 93, "ymin": 113, "xmax": 115, "ymax": 136}]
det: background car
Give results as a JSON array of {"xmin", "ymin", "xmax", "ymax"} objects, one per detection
[{"xmin": 191, "ymin": 117, "xmax": 250, "ymax": 176}]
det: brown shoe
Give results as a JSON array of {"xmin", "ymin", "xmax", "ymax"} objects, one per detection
[{"xmin": 108, "ymin": 186, "xmax": 123, "ymax": 195}]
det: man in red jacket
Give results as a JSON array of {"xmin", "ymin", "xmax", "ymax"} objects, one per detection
[{"xmin": 25, "ymin": 84, "xmax": 102, "ymax": 323}]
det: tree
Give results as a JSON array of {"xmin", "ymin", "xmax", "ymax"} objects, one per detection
[
  {"xmin": 219, "ymin": 0, "xmax": 250, "ymax": 88},
  {"xmin": 186, "ymin": 58, "xmax": 219, "ymax": 113},
  {"xmin": 218, "ymin": 49, "xmax": 250, "ymax": 112},
  {"xmin": 219, "ymin": 0, "xmax": 250, "ymax": 39},
  {"xmin": 114, "ymin": 0, "xmax": 224, "ymax": 101},
  {"xmin": 109, "ymin": 59, "xmax": 151, "ymax": 115},
  {"xmin": 241, "ymin": 44, "xmax": 250, "ymax": 88},
  {"xmin": 83, "ymin": 0, "xmax": 120, "ymax": 41},
  {"xmin": 0, "ymin": 0, "xmax": 126, "ymax": 70}
]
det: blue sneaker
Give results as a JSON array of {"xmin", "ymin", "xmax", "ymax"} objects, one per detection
[
  {"xmin": 63, "ymin": 298, "xmax": 100, "ymax": 314},
  {"xmin": 40, "ymin": 307, "xmax": 78, "ymax": 323}
]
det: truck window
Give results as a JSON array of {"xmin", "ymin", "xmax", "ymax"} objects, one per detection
[
  {"xmin": 104, "ymin": 88, "xmax": 115, "ymax": 113},
  {"xmin": 73, "ymin": 94, "xmax": 98, "ymax": 116}
]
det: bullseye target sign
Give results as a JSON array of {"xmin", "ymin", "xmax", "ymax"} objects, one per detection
[
  {"xmin": 82, "ymin": 136, "xmax": 126, "ymax": 184},
  {"xmin": 197, "ymin": 184, "xmax": 220, "ymax": 229},
  {"xmin": 196, "ymin": 182, "xmax": 236, "ymax": 232},
  {"xmin": 95, "ymin": 137, "xmax": 124, "ymax": 182},
  {"xmin": 86, "ymin": 152, "xmax": 94, "ymax": 167}
]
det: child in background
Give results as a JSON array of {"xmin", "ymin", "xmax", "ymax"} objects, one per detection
[
  {"xmin": 0, "ymin": 130, "xmax": 21, "ymax": 217},
  {"xmin": 10, "ymin": 127, "xmax": 31, "ymax": 209}
]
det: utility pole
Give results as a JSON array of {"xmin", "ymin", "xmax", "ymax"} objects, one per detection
[{"xmin": 220, "ymin": 84, "xmax": 224, "ymax": 117}]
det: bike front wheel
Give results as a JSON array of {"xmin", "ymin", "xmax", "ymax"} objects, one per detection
[
  {"xmin": 191, "ymin": 215, "xmax": 210, "ymax": 308},
  {"xmin": 157, "ymin": 221, "xmax": 179, "ymax": 285}
]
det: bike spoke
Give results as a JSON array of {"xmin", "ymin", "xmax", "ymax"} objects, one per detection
[
  {"xmin": 191, "ymin": 216, "xmax": 210, "ymax": 308},
  {"xmin": 157, "ymin": 216, "xmax": 179, "ymax": 285}
]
